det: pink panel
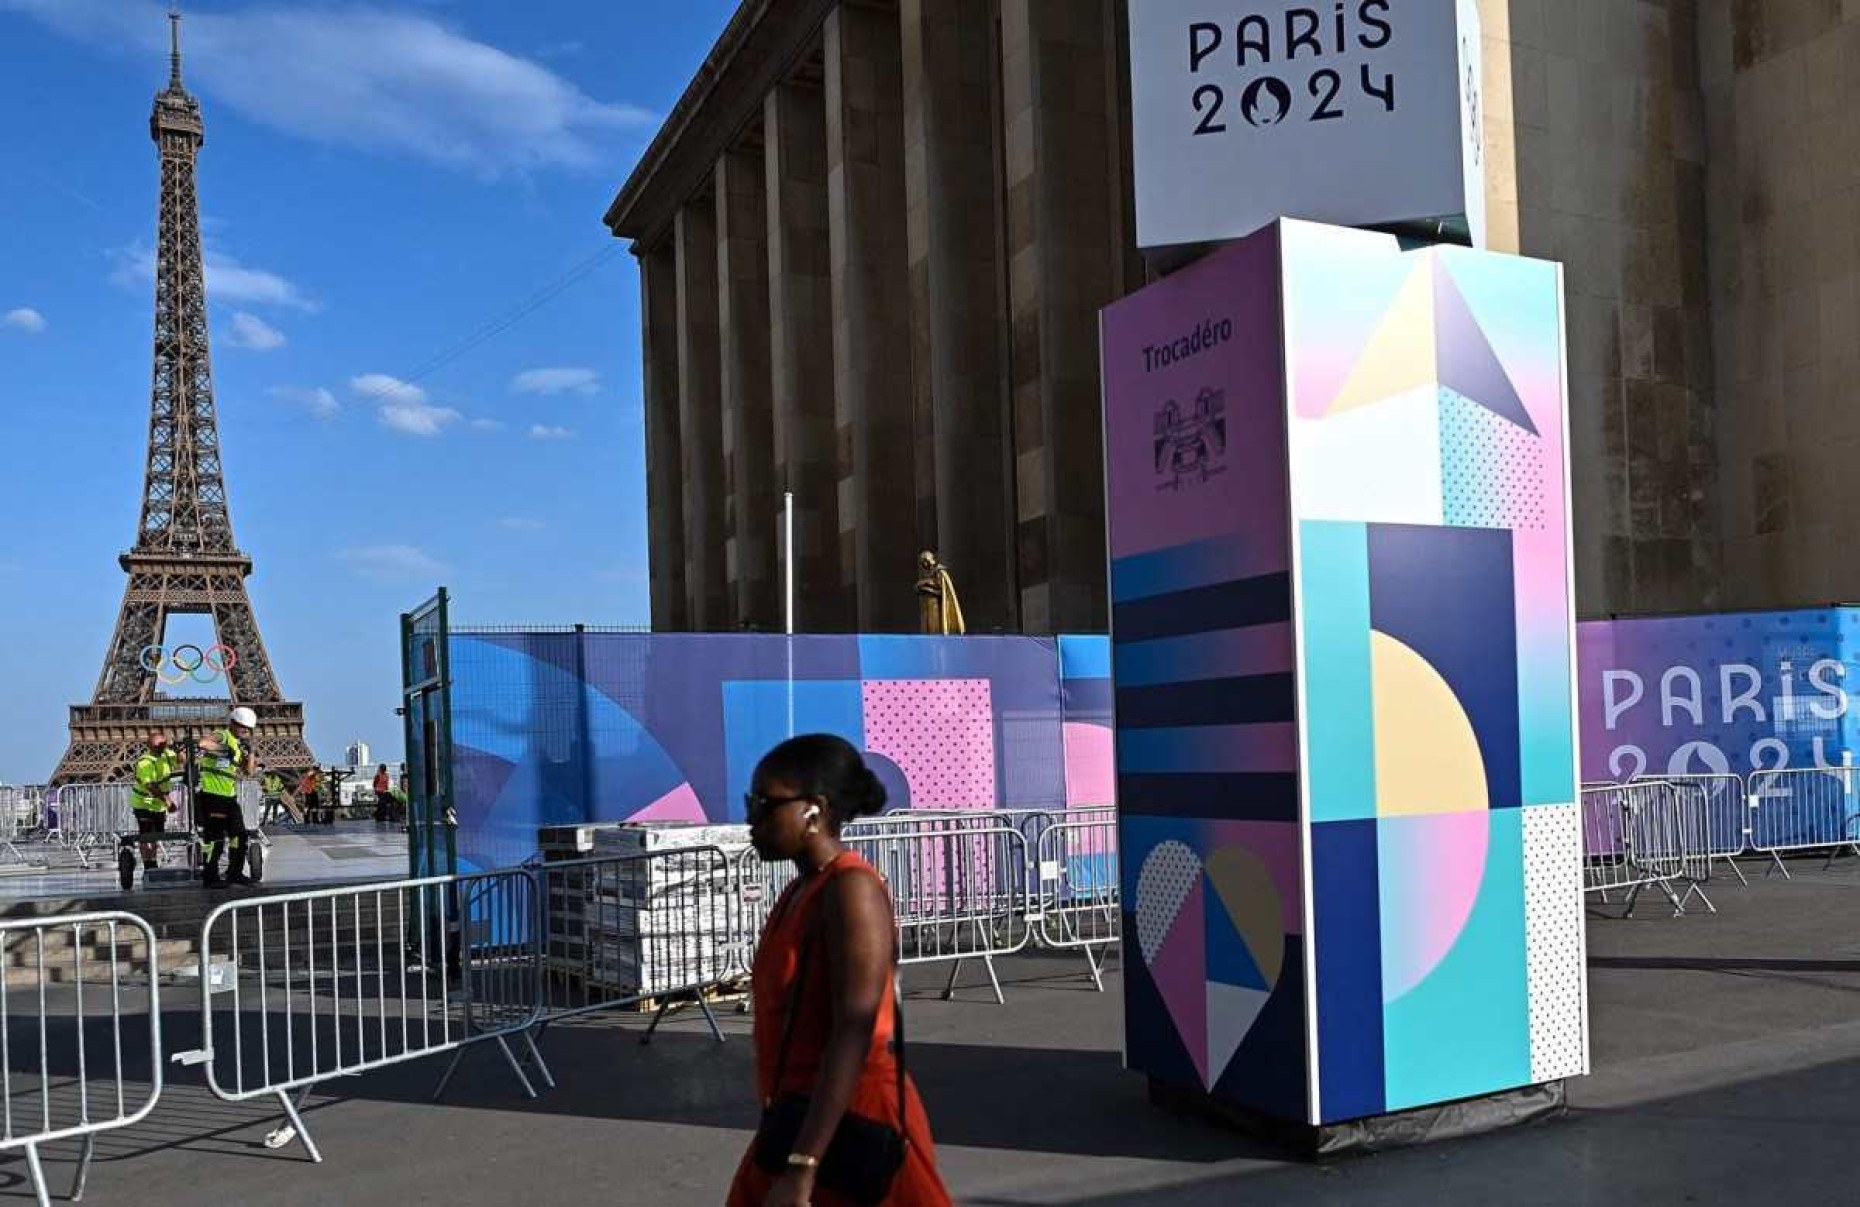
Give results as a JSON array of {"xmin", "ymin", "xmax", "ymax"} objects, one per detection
[
  {"xmin": 1148, "ymin": 879, "xmax": 1209, "ymax": 1087},
  {"xmin": 1378, "ymin": 811, "xmax": 1490, "ymax": 1002},
  {"xmin": 861, "ymin": 679, "xmax": 997, "ymax": 808},
  {"xmin": 627, "ymin": 782, "xmax": 706, "ymax": 823},
  {"xmin": 1063, "ymin": 722, "xmax": 1115, "ymax": 808}
]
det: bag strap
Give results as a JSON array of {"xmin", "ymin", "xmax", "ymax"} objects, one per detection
[{"xmin": 767, "ymin": 866, "xmax": 909, "ymax": 1137}]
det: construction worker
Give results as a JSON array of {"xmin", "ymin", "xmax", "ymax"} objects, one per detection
[
  {"xmin": 261, "ymin": 769, "xmax": 285, "ymax": 826},
  {"xmin": 130, "ymin": 730, "xmax": 180, "ymax": 871},
  {"xmin": 196, "ymin": 706, "xmax": 259, "ymax": 887}
]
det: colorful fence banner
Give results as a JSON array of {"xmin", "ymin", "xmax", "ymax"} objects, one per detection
[
  {"xmin": 442, "ymin": 632, "xmax": 1112, "ymax": 872},
  {"xmin": 1578, "ymin": 608, "xmax": 1860, "ymax": 782}
]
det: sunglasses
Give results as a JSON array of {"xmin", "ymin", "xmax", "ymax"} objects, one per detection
[{"xmin": 743, "ymin": 791, "xmax": 813, "ymax": 823}]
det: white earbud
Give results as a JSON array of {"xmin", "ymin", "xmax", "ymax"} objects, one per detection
[{"xmin": 804, "ymin": 805, "xmax": 822, "ymax": 823}]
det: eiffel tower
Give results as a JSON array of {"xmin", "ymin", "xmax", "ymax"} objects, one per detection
[{"xmin": 52, "ymin": 13, "xmax": 313, "ymax": 783}]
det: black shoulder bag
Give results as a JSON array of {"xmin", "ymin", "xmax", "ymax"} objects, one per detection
[{"xmin": 752, "ymin": 915, "xmax": 908, "ymax": 1204}]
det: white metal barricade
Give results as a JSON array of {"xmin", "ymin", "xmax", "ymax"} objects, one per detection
[
  {"xmin": 1657, "ymin": 773, "xmax": 1750, "ymax": 884},
  {"xmin": 0, "ymin": 911, "xmax": 164, "ymax": 1207},
  {"xmin": 0, "ymin": 787, "xmax": 45, "ymax": 866},
  {"xmin": 734, "ymin": 847, "xmax": 798, "ymax": 979},
  {"xmin": 739, "ymin": 811, "xmax": 1103, "ymax": 1000},
  {"xmin": 1647, "ymin": 778, "xmax": 1717, "ymax": 914},
  {"xmin": 1747, "ymin": 766, "xmax": 1860, "ymax": 877},
  {"xmin": 1580, "ymin": 781, "xmax": 1705, "ymax": 917},
  {"xmin": 1032, "ymin": 811, "xmax": 1120, "ymax": 990},
  {"xmin": 44, "ymin": 786, "xmax": 134, "ymax": 868},
  {"xmin": 176, "ymin": 869, "xmax": 548, "ymax": 1164},
  {"xmin": 533, "ymin": 846, "xmax": 740, "ymax": 1044},
  {"xmin": 846, "ymin": 818, "xmax": 1032, "ymax": 1003}
]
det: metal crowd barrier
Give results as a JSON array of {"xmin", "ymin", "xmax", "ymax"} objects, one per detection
[
  {"xmin": 534, "ymin": 845, "xmax": 739, "ymax": 1045},
  {"xmin": 735, "ymin": 808, "xmax": 1122, "ymax": 1000},
  {"xmin": 47, "ymin": 787, "xmax": 136, "ymax": 868},
  {"xmin": 844, "ymin": 817, "xmax": 1033, "ymax": 1004},
  {"xmin": 1580, "ymin": 781, "xmax": 1712, "ymax": 917},
  {"xmin": 1745, "ymin": 766, "xmax": 1860, "ymax": 877},
  {"xmin": 0, "ymin": 911, "xmax": 163, "ymax": 1207},
  {"xmin": 1660, "ymin": 773, "xmax": 1751, "ymax": 884},
  {"xmin": 0, "ymin": 786, "xmax": 47, "ymax": 865},
  {"xmin": 734, "ymin": 848, "xmax": 798, "ymax": 980},
  {"xmin": 1032, "ymin": 810, "xmax": 1120, "ymax": 990},
  {"xmin": 175, "ymin": 869, "xmax": 548, "ymax": 1164}
]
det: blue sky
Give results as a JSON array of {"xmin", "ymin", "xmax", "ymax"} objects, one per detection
[{"xmin": 0, "ymin": 0, "xmax": 737, "ymax": 780}]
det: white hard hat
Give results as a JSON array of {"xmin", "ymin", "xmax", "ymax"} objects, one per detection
[{"xmin": 229, "ymin": 707, "xmax": 258, "ymax": 729}]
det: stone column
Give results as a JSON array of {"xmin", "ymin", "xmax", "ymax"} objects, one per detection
[
  {"xmin": 638, "ymin": 243, "xmax": 688, "ymax": 631},
  {"xmin": 717, "ymin": 146, "xmax": 779, "ymax": 630},
  {"xmin": 766, "ymin": 79, "xmax": 852, "ymax": 631},
  {"xmin": 1001, "ymin": 0, "xmax": 1119, "ymax": 633},
  {"xmin": 826, "ymin": 3, "xmax": 918, "ymax": 632},
  {"xmin": 1700, "ymin": 3, "xmax": 1857, "ymax": 607},
  {"xmin": 902, "ymin": 0, "xmax": 1016, "ymax": 633},
  {"xmin": 675, "ymin": 197, "xmax": 729, "ymax": 630}
]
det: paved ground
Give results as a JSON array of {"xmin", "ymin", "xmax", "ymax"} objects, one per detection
[
  {"xmin": 10, "ymin": 856, "xmax": 1860, "ymax": 1205},
  {"xmin": 0, "ymin": 821, "xmax": 408, "ymax": 901}
]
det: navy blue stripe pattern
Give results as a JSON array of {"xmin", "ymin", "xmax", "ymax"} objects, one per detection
[
  {"xmin": 1116, "ymin": 772, "xmax": 1300, "ymax": 820},
  {"xmin": 1111, "ymin": 572, "xmax": 1292, "ymax": 643},
  {"xmin": 1115, "ymin": 673, "xmax": 1295, "ymax": 729}
]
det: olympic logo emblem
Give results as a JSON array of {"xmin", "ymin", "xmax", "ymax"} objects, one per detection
[{"xmin": 139, "ymin": 643, "xmax": 238, "ymax": 686}]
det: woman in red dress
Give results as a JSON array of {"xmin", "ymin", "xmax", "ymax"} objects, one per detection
[{"xmin": 728, "ymin": 735, "xmax": 953, "ymax": 1207}]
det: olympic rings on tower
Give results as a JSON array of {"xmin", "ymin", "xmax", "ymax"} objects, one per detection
[{"xmin": 139, "ymin": 643, "xmax": 238, "ymax": 685}]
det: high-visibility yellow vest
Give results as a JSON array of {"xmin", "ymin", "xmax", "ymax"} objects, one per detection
[
  {"xmin": 198, "ymin": 729, "xmax": 242, "ymax": 797},
  {"xmin": 132, "ymin": 750, "xmax": 178, "ymax": 812}
]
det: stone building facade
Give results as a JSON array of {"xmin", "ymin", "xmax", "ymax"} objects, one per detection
[{"xmin": 608, "ymin": 0, "xmax": 1860, "ymax": 631}]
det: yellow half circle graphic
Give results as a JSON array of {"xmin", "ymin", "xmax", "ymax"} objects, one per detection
[{"xmin": 1371, "ymin": 630, "xmax": 1488, "ymax": 817}]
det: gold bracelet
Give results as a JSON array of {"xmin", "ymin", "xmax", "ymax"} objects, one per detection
[{"xmin": 785, "ymin": 1153, "xmax": 820, "ymax": 1171}]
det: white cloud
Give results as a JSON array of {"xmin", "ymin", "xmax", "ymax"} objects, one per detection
[
  {"xmin": 380, "ymin": 402, "xmax": 463, "ymax": 437},
  {"xmin": 511, "ymin": 366, "xmax": 598, "ymax": 396},
  {"xmin": 350, "ymin": 374, "xmax": 460, "ymax": 436},
  {"xmin": 270, "ymin": 385, "xmax": 338, "ymax": 419},
  {"xmin": 528, "ymin": 424, "xmax": 573, "ymax": 441},
  {"xmin": 3, "ymin": 0, "xmax": 657, "ymax": 175},
  {"xmin": 469, "ymin": 417, "xmax": 506, "ymax": 432},
  {"xmin": 339, "ymin": 543, "xmax": 448, "ymax": 584},
  {"xmin": 497, "ymin": 517, "xmax": 546, "ymax": 533},
  {"xmin": 350, "ymin": 373, "xmax": 428, "ymax": 404},
  {"xmin": 115, "ymin": 244, "xmax": 314, "ymax": 311},
  {"xmin": 226, "ymin": 310, "xmax": 286, "ymax": 351},
  {"xmin": 205, "ymin": 252, "xmax": 313, "ymax": 310},
  {"xmin": 2, "ymin": 308, "xmax": 46, "ymax": 334}
]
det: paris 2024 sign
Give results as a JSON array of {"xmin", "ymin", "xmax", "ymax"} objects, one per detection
[{"xmin": 1129, "ymin": 0, "xmax": 1486, "ymax": 251}]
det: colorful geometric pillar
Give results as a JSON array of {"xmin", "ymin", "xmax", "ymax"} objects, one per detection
[{"xmin": 1101, "ymin": 219, "xmax": 1587, "ymax": 1149}]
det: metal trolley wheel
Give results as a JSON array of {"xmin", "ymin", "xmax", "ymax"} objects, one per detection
[{"xmin": 245, "ymin": 839, "xmax": 265, "ymax": 884}]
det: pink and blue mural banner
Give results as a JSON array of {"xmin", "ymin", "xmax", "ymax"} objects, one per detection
[
  {"xmin": 1579, "ymin": 608, "xmax": 1860, "ymax": 782},
  {"xmin": 1101, "ymin": 218, "xmax": 1586, "ymax": 1137},
  {"xmin": 442, "ymin": 631, "xmax": 1112, "ymax": 872}
]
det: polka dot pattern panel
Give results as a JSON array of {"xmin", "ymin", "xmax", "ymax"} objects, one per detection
[
  {"xmin": 1441, "ymin": 389, "xmax": 1546, "ymax": 530},
  {"xmin": 1523, "ymin": 805, "xmax": 1588, "ymax": 1082},
  {"xmin": 862, "ymin": 679, "xmax": 998, "ymax": 809},
  {"xmin": 1135, "ymin": 840, "xmax": 1204, "ymax": 965}
]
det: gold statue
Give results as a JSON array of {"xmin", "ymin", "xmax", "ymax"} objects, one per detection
[{"xmin": 916, "ymin": 550, "xmax": 966, "ymax": 636}]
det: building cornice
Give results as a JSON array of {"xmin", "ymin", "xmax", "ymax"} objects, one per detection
[{"xmin": 603, "ymin": 0, "xmax": 837, "ymax": 251}]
